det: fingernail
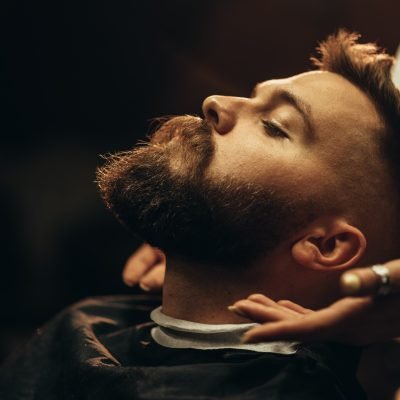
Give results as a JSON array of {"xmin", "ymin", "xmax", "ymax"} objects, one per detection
[
  {"xmin": 139, "ymin": 282, "xmax": 151, "ymax": 292},
  {"xmin": 340, "ymin": 273, "xmax": 361, "ymax": 295},
  {"xmin": 227, "ymin": 305, "xmax": 246, "ymax": 318}
]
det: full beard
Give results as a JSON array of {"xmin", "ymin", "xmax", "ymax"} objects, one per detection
[{"xmin": 97, "ymin": 116, "xmax": 307, "ymax": 267}]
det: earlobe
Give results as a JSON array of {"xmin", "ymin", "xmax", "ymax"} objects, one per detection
[{"xmin": 291, "ymin": 221, "xmax": 367, "ymax": 271}]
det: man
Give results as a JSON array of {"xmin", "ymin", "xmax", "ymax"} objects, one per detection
[{"xmin": 1, "ymin": 30, "xmax": 399, "ymax": 399}]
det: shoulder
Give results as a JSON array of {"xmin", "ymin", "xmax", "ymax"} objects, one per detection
[
  {"xmin": 46, "ymin": 295, "xmax": 160, "ymax": 335},
  {"xmin": 65, "ymin": 294, "xmax": 161, "ymax": 323},
  {"xmin": 0, "ymin": 295, "xmax": 161, "ymax": 399}
]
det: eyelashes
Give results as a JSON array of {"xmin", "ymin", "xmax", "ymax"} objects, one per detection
[{"xmin": 261, "ymin": 120, "xmax": 289, "ymax": 139}]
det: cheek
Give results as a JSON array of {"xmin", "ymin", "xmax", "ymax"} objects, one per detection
[
  {"xmin": 209, "ymin": 139, "xmax": 269, "ymax": 178},
  {"xmin": 261, "ymin": 157, "xmax": 328, "ymax": 195},
  {"xmin": 207, "ymin": 136, "xmax": 327, "ymax": 193}
]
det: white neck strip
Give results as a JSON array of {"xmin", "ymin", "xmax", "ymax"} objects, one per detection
[{"xmin": 150, "ymin": 307, "xmax": 298, "ymax": 354}]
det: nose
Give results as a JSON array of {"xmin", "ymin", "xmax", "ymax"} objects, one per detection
[{"xmin": 202, "ymin": 95, "xmax": 243, "ymax": 135}]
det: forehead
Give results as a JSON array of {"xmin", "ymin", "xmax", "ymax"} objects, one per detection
[{"xmin": 259, "ymin": 71, "xmax": 381, "ymax": 139}]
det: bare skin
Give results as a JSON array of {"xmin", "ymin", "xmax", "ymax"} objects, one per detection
[
  {"xmin": 227, "ymin": 262, "xmax": 400, "ymax": 400},
  {"xmin": 123, "ymin": 244, "xmax": 400, "ymax": 345},
  {"xmin": 122, "ymin": 243, "xmax": 165, "ymax": 291},
  {"xmin": 119, "ymin": 70, "xmax": 400, "ymax": 399},
  {"xmin": 157, "ymin": 71, "xmax": 399, "ymax": 323},
  {"xmin": 230, "ymin": 259, "xmax": 400, "ymax": 344},
  {"xmin": 123, "ymin": 247, "xmax": 400, "ymax": 400},
  {"xmin": 121, "ymin": 69, "xmax": 399, "ymax": 329}
]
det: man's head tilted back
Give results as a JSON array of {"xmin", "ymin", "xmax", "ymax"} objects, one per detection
[{"xmin": 97, "ymin": 30, "xmax": 400, "ymax": 310}]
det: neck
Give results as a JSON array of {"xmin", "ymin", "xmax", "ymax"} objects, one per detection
[
  {"xmin": 162, "ymin": 253, "xmax": 291, "ymax": 324},
  {"xmin": 161, "ymin": 250, "xmax": 346, "ymax": 324},
  {"xmin": 163, "ymin": 257, "xmax": 264, "ymax": 324}
]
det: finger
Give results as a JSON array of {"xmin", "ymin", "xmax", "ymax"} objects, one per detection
[
  {"xmin": 385, "ymin": 259, "xmax": 400, "ymax": 291},
  {"xmin": 122, "ymin": 243, "xmax": 162, "ymax": 286},
  {"xmin": 341, "ymin": 260, "xmax": 400, "ymax": 297},
  {"xmin": 139, "ymin": 264, "xmax": 165, "ymax": 292},
  {"xmin": 229, "ymin": 300, "xmax": 297, "ymax": 323},
  {"xmin": 247, "ymin": 293, "xmax": 279, "ymax": 306},
  {"xmin": 242, "ymin": 318, "xmax": 327, "ymax": 344},
  {"xmin": 276, "ymin": 300, "xmax": 314, "ymax": 315},
  {"xmin": 247, "ymin": 294, "xmax": 301, "ymax": 316}
]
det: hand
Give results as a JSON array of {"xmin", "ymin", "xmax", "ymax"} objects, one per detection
[
  {"xmin": 229, "ymin": 259, "xmax": 400, "ymax": 345},
  {"xmin": 122, "ymin": 243, "xmax": 166, "ymax": 291}
]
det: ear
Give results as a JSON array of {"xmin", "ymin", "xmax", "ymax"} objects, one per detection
[{"xmin": 291, "ymin": 219, "xmax": 367, "ymax": 271}]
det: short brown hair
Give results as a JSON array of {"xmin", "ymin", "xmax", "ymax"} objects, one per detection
[{"xmin": 312, "ymin": 29, "xmax": 400, "ymax": 192}]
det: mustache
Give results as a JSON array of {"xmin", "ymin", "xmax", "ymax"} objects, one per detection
[
  {"xmin": 149, "ymin": 115, "xmax": 212, "ymax": 145},
  {"xmin": 147, "ymin": 115, "xmax": 215, "ymax": 180}
]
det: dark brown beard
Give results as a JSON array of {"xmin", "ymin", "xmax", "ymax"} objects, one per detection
[{"xmin": 97, "ymin": 116, "xmax": 314, "ymax": 267}]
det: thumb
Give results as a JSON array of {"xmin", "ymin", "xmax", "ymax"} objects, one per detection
[{"xmin": 340, "ymin": 259, "xmax": 400, "ymax": 296}]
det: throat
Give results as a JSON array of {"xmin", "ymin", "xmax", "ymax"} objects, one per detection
[
  {"xmin": 161, "ymin": 256, "xmax": 276, "ymax": 324},
  {"xmin": 162, "ymin": 283, "xmax": 252, "ymax": 324}
]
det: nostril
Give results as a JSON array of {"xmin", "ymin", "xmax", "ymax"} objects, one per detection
[
  {"xmin": 202, "ymin": 95, "xmax": 235, "ymax": 135},
  {"xmin": 207, "ymin": 108, "xmax": 219, "ymax": 125}
]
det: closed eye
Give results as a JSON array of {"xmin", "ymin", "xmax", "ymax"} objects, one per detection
[{"xmin": 262, "ymin": 120, "xmax": 289, "ymax": 139}]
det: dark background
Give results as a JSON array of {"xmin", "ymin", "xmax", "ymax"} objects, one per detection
[{"xmin": 2, "ymin": 0, "xmax": 400, "ymax": 361}]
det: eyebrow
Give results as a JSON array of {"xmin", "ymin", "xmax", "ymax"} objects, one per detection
[{"xmin": 253, "ymin": 84, "xmax": 315, "ymax": 138}]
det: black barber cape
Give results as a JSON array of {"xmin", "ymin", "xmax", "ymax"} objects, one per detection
[{"xmin": 0, "ymin": 295, "xmax": 366, "ymax": 400}]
